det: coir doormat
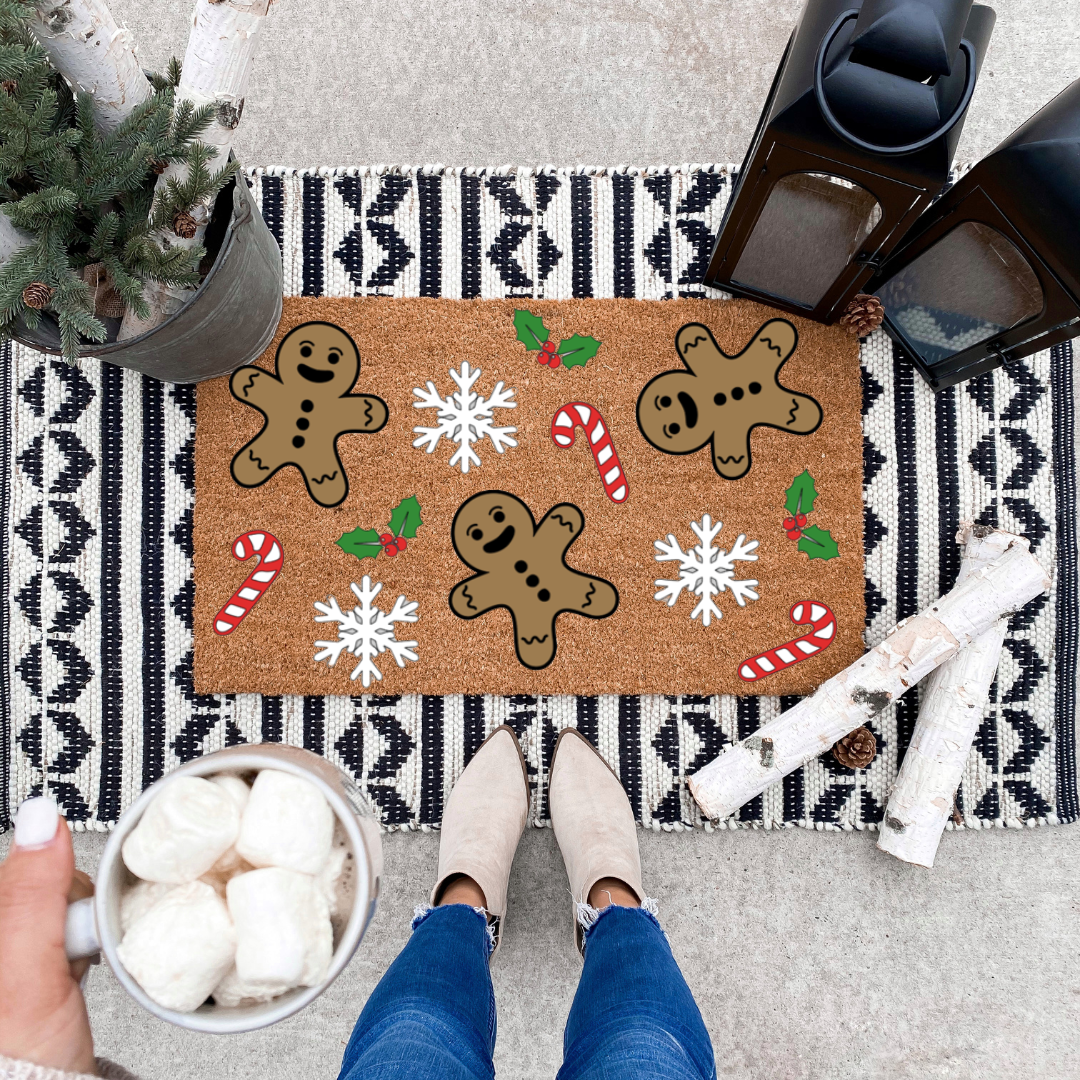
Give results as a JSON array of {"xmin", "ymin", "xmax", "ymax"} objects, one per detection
[
  {"xmin": 192, "ymin": 298, "xmax": 865, "ymax": 696},
  {"xmin": 2, "ymin": 166, "xmax": 1076, "ymax": 833}
]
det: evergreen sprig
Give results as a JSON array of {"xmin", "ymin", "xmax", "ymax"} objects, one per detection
[{"xmin": 0, "ymin": 1, "xmax": 238, "ymax": 361}]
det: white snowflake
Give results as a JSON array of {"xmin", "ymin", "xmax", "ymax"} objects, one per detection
[
  {"xmin": 412, "ymin": 361, "xmax": 518, "ymax": 473},
  {"xmin": 653, "ymin": 514, "xmax": 760, "ymax": 627},
  {"xmin": 313, "ymin": 577, "xmax": 419, "ymax": 688}
]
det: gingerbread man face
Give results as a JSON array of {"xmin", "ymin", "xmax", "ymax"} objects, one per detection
[
  {"xmin": 230, "ymin": 322, "xmax": 388, "ymax": 508},
  {"xmin": 636, "ymin": 319, "xmax": 822, "ymax": 481},
  {"xmin": 449, "ymin": 490, "xmax": 619, "ymax": 670}
]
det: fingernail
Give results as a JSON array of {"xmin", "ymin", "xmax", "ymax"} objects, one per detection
[{"xmin": 14, "ymin": 796, "xmax": 59, "ymax": 849}]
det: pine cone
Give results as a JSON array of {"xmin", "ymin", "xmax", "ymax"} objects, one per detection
[
  {"xmin": 1, "ymin": 79, "xmax": 17, "ymax": 95},
  {"xmin": 172, "ymin": 210, "xmax": 198, "ymax": 239},
  {"xmin": 21, "ymin": 281, "xmax": 53, "ymax": 310},
  {"xmin": 150, "ymin": 159, "xmax": 167, "ymax": 175},
  {"xmin": 840, "ymin": 293, "xmax": 885, "ymax": 338},
  {"xmin": 832, "ymin": 727, "xmax": 877, "ymax": 769}
]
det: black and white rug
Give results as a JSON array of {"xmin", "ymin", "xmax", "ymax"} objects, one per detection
[{"xmin": 2, "ymin": 166, "xmax": 1076, "ymax": 832}]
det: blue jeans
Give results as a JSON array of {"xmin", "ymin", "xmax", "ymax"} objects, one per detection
[{"xmin": 339, "ymin": 903, "xmax": 716, "ymax": 1080}]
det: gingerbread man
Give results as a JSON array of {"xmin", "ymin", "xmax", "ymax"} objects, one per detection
[
  {"xmin": 449, "ymin": 491, "xmax": 619, "ymax": 670},
  {"xmin": 230, "ymin": 322, "xmax": 388, "ymax": 508},
  {"xmin": 636, "ymin": 319, "xmax": 822, "ymax": 481}
]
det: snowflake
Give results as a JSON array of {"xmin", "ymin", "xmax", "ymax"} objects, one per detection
[
  {"xmin": 653, "ymin": 514, "xmax": 760, "ymax": 626},
  {"xmin": 313, "ymin": 576, "xmax": 419, "ymax": 688},
  {"xmin": 412, "ymin": 361, "xmax": 518, "ymax": 473}
]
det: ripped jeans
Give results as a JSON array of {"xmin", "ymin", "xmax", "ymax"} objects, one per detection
[{"xmin": 338, "ymin": 903, "xmax": 716, "ymax": 1080}]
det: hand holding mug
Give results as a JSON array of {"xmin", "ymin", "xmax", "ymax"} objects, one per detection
[{"xmin": 0, "ymin": 797, "xmax": 97, "ymax": 1075}]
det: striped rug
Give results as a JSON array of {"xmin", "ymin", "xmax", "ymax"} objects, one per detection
[{"xmin": 1, "ymin": 165, "xmax": 1075, "ymax": 832}]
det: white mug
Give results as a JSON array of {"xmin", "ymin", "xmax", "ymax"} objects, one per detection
[{"xmin": 64, "ymin": 744, "xmax": 382, "ymax": 1033}]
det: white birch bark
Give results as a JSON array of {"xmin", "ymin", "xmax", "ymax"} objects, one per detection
[
  {"xmin": 877, "ymin": 525, "xmax": 1021, "ymax": 867},
  {"xmin": 0, "ymin": 213, "xmax": 34, "ymax": 263},
  {"xmin": 117, "ymin": 0, "xmax": 271, "ymax": 341},
  {"xmin": 688, "ymin": 538, "xmax": 1050, "ymax": 822},
  {"xmin": 30, "ymin": 0, "xmax": 151, "ymax": 132}
]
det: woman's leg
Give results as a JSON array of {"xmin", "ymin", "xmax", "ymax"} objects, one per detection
[
  {"xmin": 338, "ymin": 726, "xmax": 531, "ymax": 1080},
  {"xmin": 557, "ymin": 892, "xmax": 715, "ymax": 1080},
  {"xmin": 339, "ymin": 899, "xmax": 496, "ymax": 1080},
  {"xmin": 549, "ymin": 730, "xmax": 716, "ymax": 1080}
]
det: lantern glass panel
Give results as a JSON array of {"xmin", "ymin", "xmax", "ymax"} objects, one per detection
[
  {"xmin": 878, "ymin": 221, "xmax": 1043, "ymax": 365},
  {"xmin": 731, "ymin": 172, "xmax": 883, "ymax": 307}
]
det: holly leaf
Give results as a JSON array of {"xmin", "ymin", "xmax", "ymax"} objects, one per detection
[
  {"xmin": 513, "ymin": 309, "xmax": 548, "ymax": 350},
  {"xmin": 558, "ymin": 334, "xmax": 601, "ymax": 369},
  {"xmin": 797, "ymin": 525, "xmax": 839, "ymax": 560},
  {"xmin": 388, "ymin": 495, "xmax": 423, "ymax": 539},
  {"xmin": 785, "ymin": 469, "xmax": 818, "ymax": 517},
  {"xmin": 336, "ymin": 525, "xmax": 383, "ymax": 562}
]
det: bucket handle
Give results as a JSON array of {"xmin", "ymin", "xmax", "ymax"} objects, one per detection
[{"xmin": 813, "ymin": 9, "xmax": 977, "ymax": 156}]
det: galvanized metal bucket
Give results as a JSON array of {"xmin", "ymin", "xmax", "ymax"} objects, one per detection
[{"xmin": 11, "ymin": 172, "xmax": 283, "ymax": 384}]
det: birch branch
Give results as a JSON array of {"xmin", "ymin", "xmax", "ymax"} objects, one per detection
[
  {"xmin": 30, "ymin": 0, "xmax": 151, "ymax": 132},
  {"xmin": 0, "ymin": 212, "xmax": 34, "ymax": 264},
  {"xmin": 117, "ymin": 0, "xmax": 271, "ymax": 341},
  {"xmin": 688, "ymin": 538, "xmax": 1050, "ymax": 822},
  {"xmin": 877, "ymin": 525, "xmax": 1022, "ymax": 867}
]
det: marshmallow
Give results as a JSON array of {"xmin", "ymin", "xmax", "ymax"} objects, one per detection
[
  {"xmin": 211, "ymin": 964, "xmax": 291, "ymax": 1008},
  {"xmin": 122, "ymin": 776, "xmax": 241, "ymax": 884},
  {"xmin": 206, "ymin": 776, "xmax": 253, "ymax": 876},
  {"xmin": 227, "ymin": 868, "xmax": 332, "ymax": 990},
  {"xmin": 117, "ymin": 880, "xmax": 237, "ymax": 1013},
  {"xmin": 120, "ymin": 881, "xmax": 176, "ymax": 934},
  {"xmin": 235, "ymin": 770, "xmax": 334, "ymax": 876},
  {"xmin": 210, "ymin": 774, "xmax": 251, "ymax": 813}
]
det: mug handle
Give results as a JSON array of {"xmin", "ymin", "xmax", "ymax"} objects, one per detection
[{"xmin": 65, "ymin": 896, "xmax": 100, "ymax": 961}]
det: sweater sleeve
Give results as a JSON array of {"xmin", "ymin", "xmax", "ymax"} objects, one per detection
[{"xmin": 0, "ymin": 1055, "xmax": 141, "ymax": 1080}]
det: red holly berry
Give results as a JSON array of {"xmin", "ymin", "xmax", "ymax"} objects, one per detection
[
  {"xmin": 782, "ymin": 516, "xmax": 796, "ymax": 531},
  {"xmin": 787, "ymin": 529, "xmax": 802, "ymax": 540},
  {"xmin": 796, "ymin": 513, "xmax": 807, "ymax": 527},
  {"xmin": 549, "ymin": 353, "xmax": 562, "ymax": 368},
  {"xmin": 379, "ymin": 533, "xmax": 393, "ymax": 544},
  {"xmin": 395, "ymin": 537, "xmax": 407, "ymax": 553},
  {"xmin": 537, "ymin": 351, "xmax": 550, "ymax": 365},
  {"xmin": 541, "ymin": 339, "xmax": 557, "ymax": 353},
  {"xmin": 384, "ymin": 543, "xmax": 399, "ymax": 557}
]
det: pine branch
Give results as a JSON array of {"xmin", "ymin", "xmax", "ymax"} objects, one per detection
[{"xmin": 0, "ymin": 0, "xmax": 237, "ymax": 361}]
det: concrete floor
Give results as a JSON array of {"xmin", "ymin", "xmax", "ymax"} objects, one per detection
[
  {"xmin": 1, "ymin": 824, "xmax": 1075, "ymax": 1080},
  {"xmin": 12, "ymin": 0, "xmax": 1080, "ymax": 1076},
  {"xmin": 107, "ymin": 0, "xmax": 1080, "ymax": 169}
]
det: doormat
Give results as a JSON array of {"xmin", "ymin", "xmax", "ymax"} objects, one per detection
[
  {"xmin": 192, "ymin": 298, "xmax": 865, "ymax": 696},
  {"xmin": 1, "ymin": 166, "xmax": 1075, "ymax": 833}
]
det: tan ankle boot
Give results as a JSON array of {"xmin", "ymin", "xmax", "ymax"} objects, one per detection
[
  {"xmin": 430, "ymin": 725, "xmax": 530, "ymax": 954},
  {"xmin": 548, "ymin": 727, "xmax": 645, "ymax": 954}
]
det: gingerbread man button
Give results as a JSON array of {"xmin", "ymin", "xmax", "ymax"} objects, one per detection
[
  {"xmin": 449, "ymin": 491, "xmax": 619, "ymax": 670},
  {"xmin": 230, "ymin": 322, "xmax": 388, "ymax": 507},
  {"xmin": 636, "ymin": 319, "xmax": 822, "ymax": 481}
]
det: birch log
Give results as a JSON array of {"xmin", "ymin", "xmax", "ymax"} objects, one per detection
[
  {"xmin": 688, "ymin": 538, "xmax": 1050, "ymax": 822},
  {"xmin": 117, "ymin": 0, "xmax": 271, "ymax": 341},
  {"xmin": 877, "ymin": 525, "xmax": 1021, "ymax": 867},
  {"xmin": 0, "ymin": 213, "xmax": 34, "ymax": 264},
  {"xmin": 30, "ymin": 0, "xmax": 151, "ymax": 132}
]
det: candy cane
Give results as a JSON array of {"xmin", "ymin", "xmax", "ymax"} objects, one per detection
[
  {"xmin": 213, "ymin": 531, "xmax": 284, "ymax": 635},
  {"xmin": 550, "ymin": 402, "xmax": 628, "ymax": 503},
  {"xmin": 738, "ymin": 601, "xmax": 835, "ymax": 682}
]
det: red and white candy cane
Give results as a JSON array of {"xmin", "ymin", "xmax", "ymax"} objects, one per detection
[
  {"xmin": 213, "ymin": 531, "xmax": 284, "ymax": 635},
  {"xmin": 737, "ymin": 601, "xmax": 836, "ymax": 682},
  {"xmin": 550, "ymin": 402, "xmax": 628, "ymax": 503}
]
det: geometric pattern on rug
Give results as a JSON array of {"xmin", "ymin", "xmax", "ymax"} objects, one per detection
[{"xmin": 2, "ymin": 165, "xmax": 1076, "ymax": 832}]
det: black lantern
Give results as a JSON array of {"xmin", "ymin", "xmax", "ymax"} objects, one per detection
[
  {"xmin": 869, "ymin": 78, "xmax": 1080, "ymax": 389},
  {"xmin": 703, "ymin": 0, "xmax": 995, "ymax": 323}
]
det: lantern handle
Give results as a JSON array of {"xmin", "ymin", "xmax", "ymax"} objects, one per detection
[{"xmin": 814, "ymin": 9, "xmax": 978, "ymax": 156}]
